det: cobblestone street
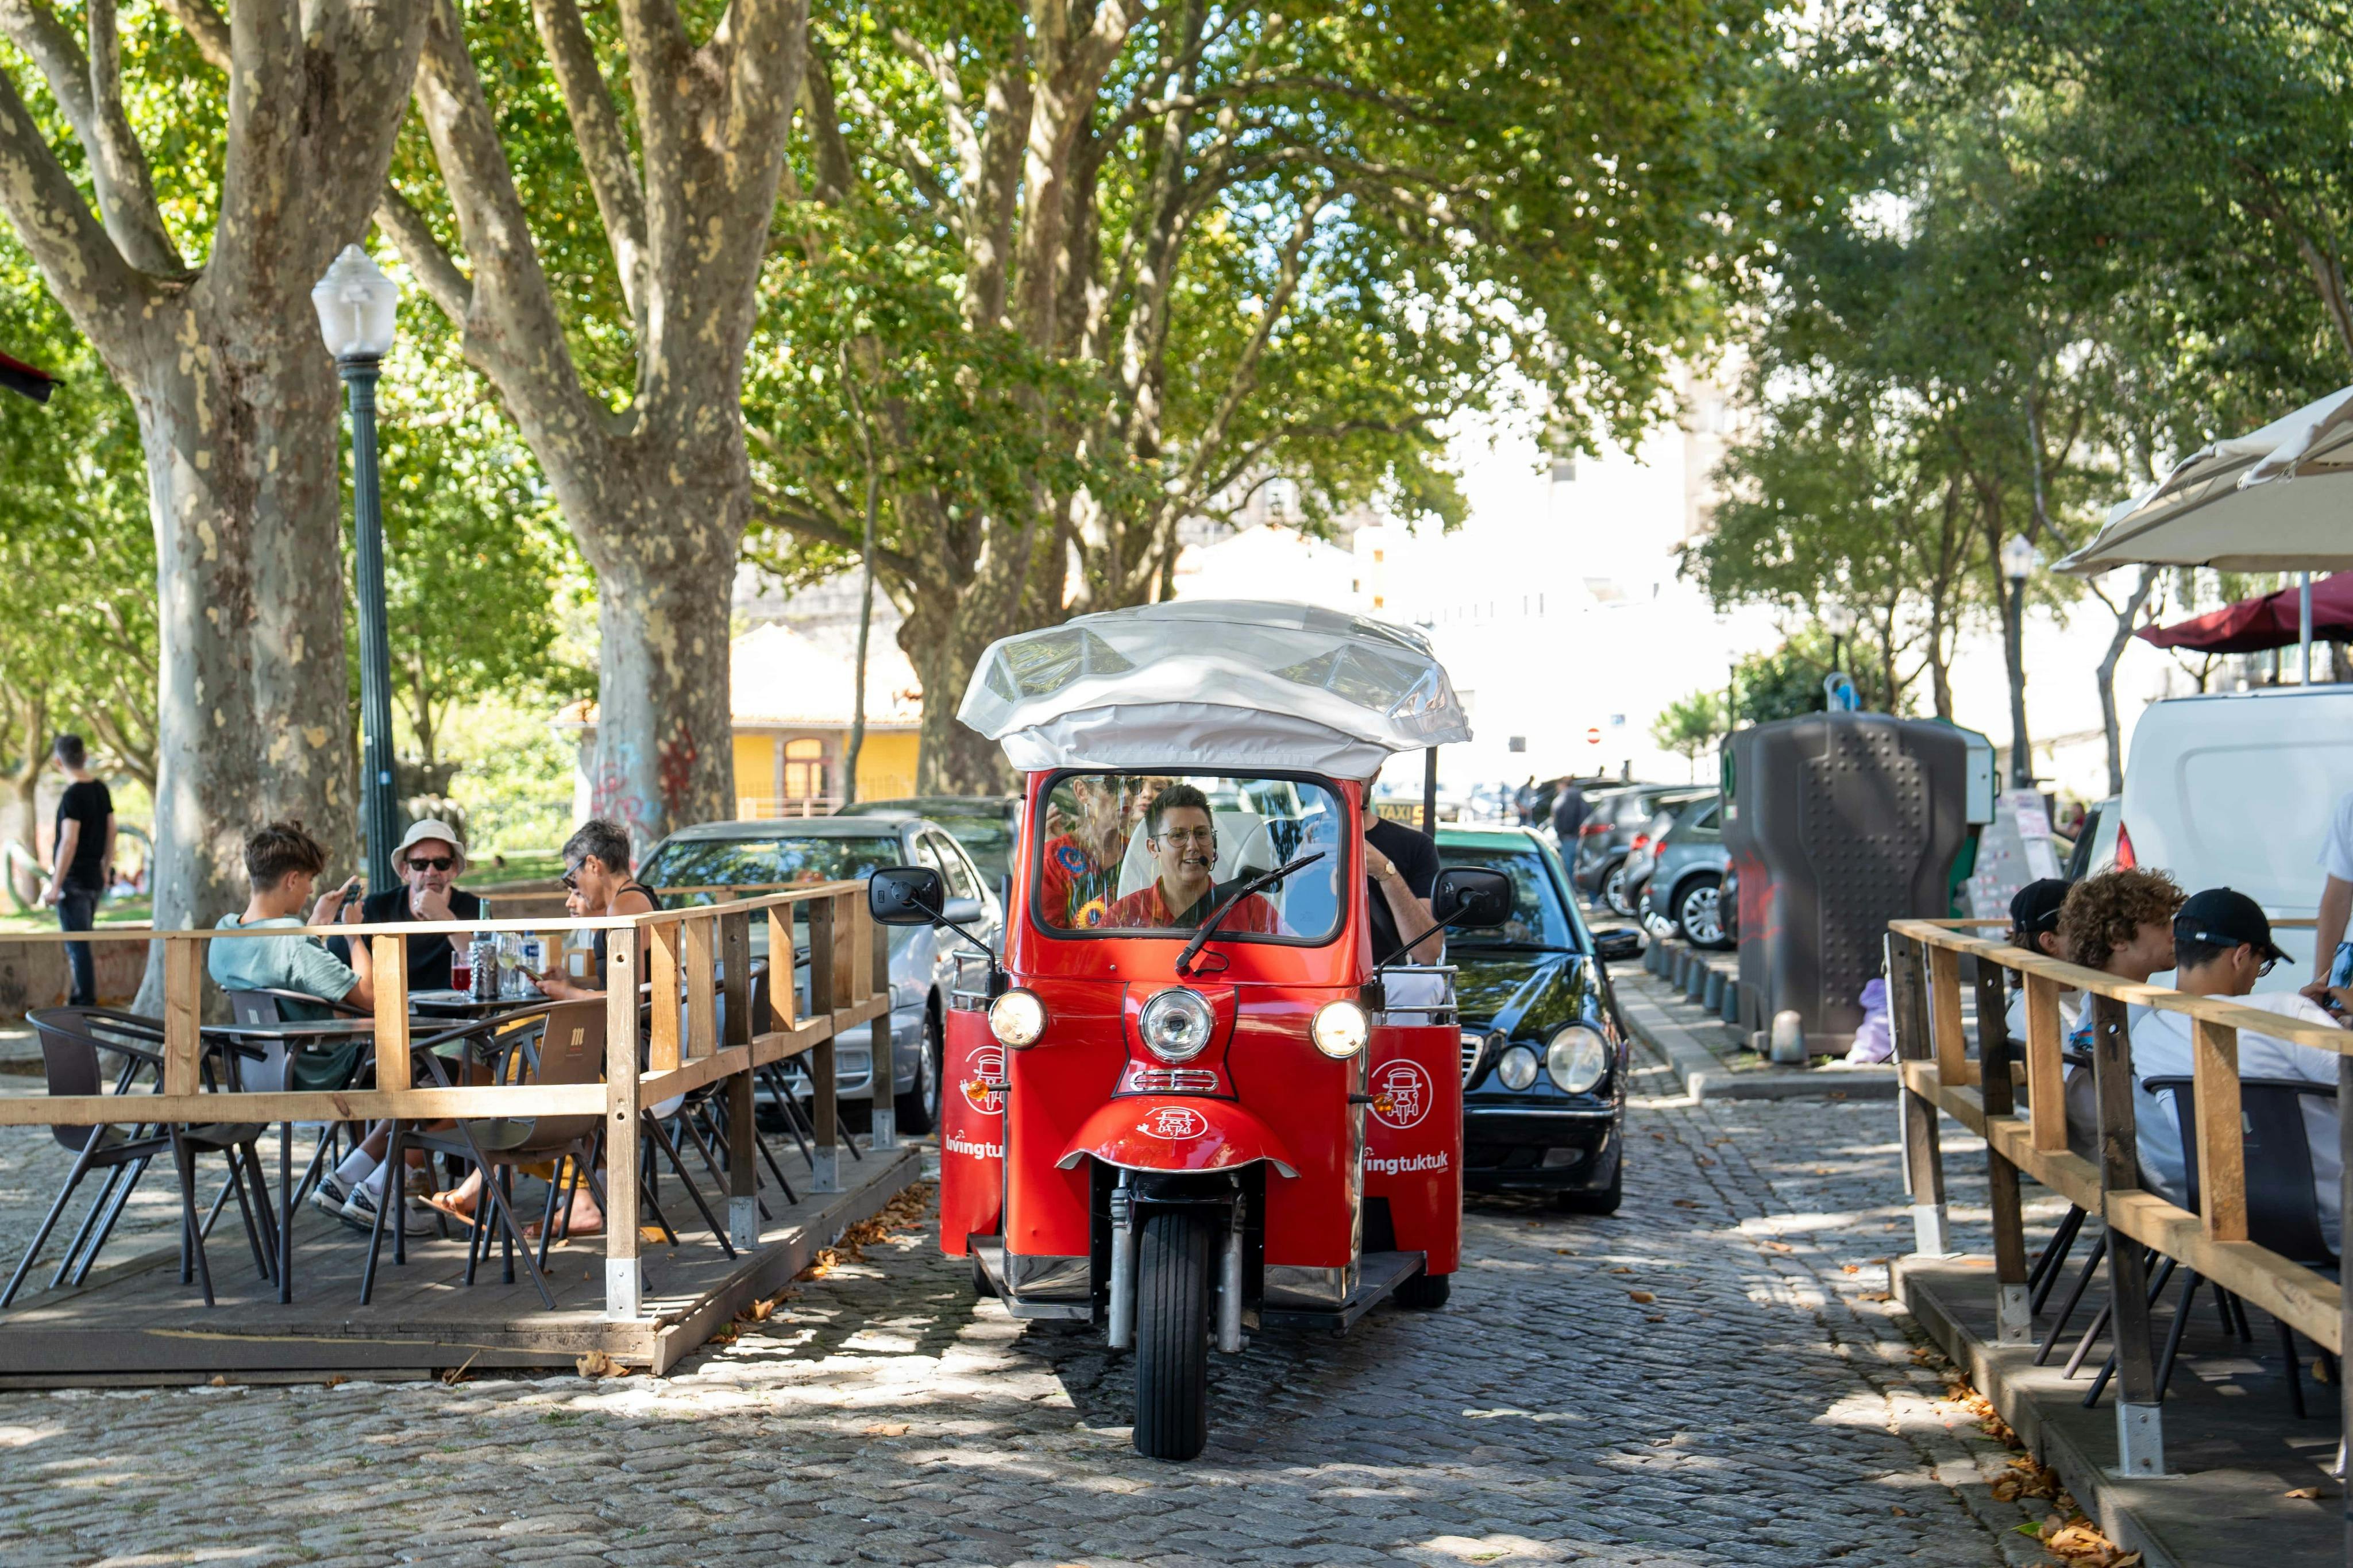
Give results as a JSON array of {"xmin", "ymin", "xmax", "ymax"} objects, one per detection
[{"xmin": 0, "ymin": 1047, "xmax": 2057, "ymax": 1567}]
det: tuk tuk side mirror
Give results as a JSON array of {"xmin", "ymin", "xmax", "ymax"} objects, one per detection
[
  {"xmin": 870, "ymin": 865, "xmax": 947, "ymax": 926},
  {"xmin": 1592, "ymin": 927, "xmax": 1644, "ymax": 962},
  {"xmin": 1430, "ymin": 866, "xmax": 1513, "ymax": 930}
]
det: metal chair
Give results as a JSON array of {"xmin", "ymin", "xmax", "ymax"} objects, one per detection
[
  {"xmin": 381, "ymin": 1000, "xmax": 608, "ymax": 1309},
  {"xmin": 3, "ymin": 1007, "xmax": 278, "ymax": 1309}
]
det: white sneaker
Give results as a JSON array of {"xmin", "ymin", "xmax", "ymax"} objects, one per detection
[
  {"xmin": 310, "ymin": 1172, "xmax": 352, "ymax": 1221},
  {"xmin": 341, "ymin": 1184, "xmax": 436, "ymax": 1237}
]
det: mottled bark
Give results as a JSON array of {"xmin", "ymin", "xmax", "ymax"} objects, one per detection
[
  {"xmin": 0, "ymin": 0, "xmax": 424, "ymax": 1002},
  {"xmin": 381, "ymin": 0, "xmax": 807, "ymax": 847}
]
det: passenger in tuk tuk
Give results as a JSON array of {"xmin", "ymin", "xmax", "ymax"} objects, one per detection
[
  {"xmin": 1102, "ymin": 785, "xmax": 1282, "ymax": 932},
  {"xmin": 1039, "ymin": 773, "xmax": 1132, "ymax": 929}
]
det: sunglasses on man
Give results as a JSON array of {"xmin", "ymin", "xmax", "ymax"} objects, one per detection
[{"xmin": 406, "ymin": 855, "xmax": 456, "ymax": 872}]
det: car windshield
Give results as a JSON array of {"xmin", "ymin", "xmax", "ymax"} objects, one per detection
[
  {"xmin": 1438, "ymin": 843, "xmax": 1575, "ymax": 948},
  {"xmin": 1033, "ymin": 771, "xmax": 1345, "ymax": 943},
  {"xmin": 641, "ymin": 835, "xmax": 905, "ymax": 900}
]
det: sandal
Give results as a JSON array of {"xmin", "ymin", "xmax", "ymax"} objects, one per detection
[
  {"xmin": 422, "ymin": 1189, "xmax": 479, "ymax": 1223},
  {"xmin": 523, "ymin": 1210, "xmax": 605, "ymax": 1243}
]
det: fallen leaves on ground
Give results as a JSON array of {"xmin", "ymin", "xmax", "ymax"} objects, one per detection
[
  {"xmin": 2286, "ymin": 1486, "xmax": 2325, "ymax": 1500},
  {"xmin": 2030, "ymin": 1512, "xmax": 2140, "ymax": 1567},
  {"xmin": 862, "ymin": 1421, "xmax": 909, "ymax": 1436},
  {"xmin": 1942, "ymin": 1373, "xmax": 2020, "ymax": 1448},
  {"xmin": 1989, "ymin": 1455, "xmax": 2064, "ymax": 1504},
  {"xmin": 1672, "ymin": 1198, "xmax": 1700, "ymax": 1209},
  {"xmin": 1858, "ymin": 1290, "xmax": 1893, "ymax": 1303},
  {"xmin": 1627, "ymin": 1290, "xmax": 1655, "ymax": 1304},
  {"xmin": 796, "ymin": 1181, "xmax": 936, "ymax": 1281},
  {"xmin": 439, "ymin": 1352, "xmax": 480, "ymax": 1387},
  {"xmin": 575, "ymin": 1349, "xmax": 634, "ymax": 1378},
  {"xmin": 1842, "ymin": 1263, "xmax": 1861, "ymax": 1275},
  {"xmin": 1757, "ymin": 1240, "xmax": 1793, "ymax": 1253}
]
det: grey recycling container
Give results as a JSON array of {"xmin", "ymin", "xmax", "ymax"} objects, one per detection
[{"xmin": 1721, "ymin": 713, "xmax": 1968, "ymax": 1056}]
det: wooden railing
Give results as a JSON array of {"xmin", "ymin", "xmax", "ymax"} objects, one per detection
[
  {"xmin": 1887, "ymin": 916, "xmax": 2348, "ymax": 1481},
  {"xmin": 0, "ymin": 881, "xmax": 892, "ymax": 1319}
]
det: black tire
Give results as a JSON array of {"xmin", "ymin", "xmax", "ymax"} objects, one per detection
[
  {"xmin": 1554, "ymin": 1154, "xmax": 1625, "ymax": 1216},
  {"xmin": 1675, "ymin": 873, "xmax": 1729, "ymax": 950},
  {"xmin": 1394, "ymin": 1270, "xmax": 1451, "ymax": 1310},
  {"xmin": 895, "ymin": 1003, "xmax": 943, "ymax": 1136},
  {"xmin": 1133, "ymin": 1206, "xmax": 1214, "ymax": 1461},
  {"xmin": 1602, "ymin": 859, "xmax": 1634, "ymax": 916}
]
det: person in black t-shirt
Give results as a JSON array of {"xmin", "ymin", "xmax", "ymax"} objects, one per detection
[
  {"xmin": 40, "ymin": 735, "xmax": 113, "ymax": 1007},
  {"xmin": 1361, "ymin": 776, "xmax": 1442, "ymax": 966},
  {"xmin": 327, "ymin": 818, "xmax": 484, "ymax": 990}
]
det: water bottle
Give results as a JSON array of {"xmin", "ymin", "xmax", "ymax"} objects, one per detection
[{"xmin": 468, "ymin": 937, "xmax": 496, "ymax": 1001}]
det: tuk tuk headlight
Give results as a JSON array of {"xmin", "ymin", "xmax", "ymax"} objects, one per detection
[
  {"xmin": 989, "ymin": 988, "xmax": 1047, "ymax": 1049},
  {"xmin": 1496, "ymin": 1044, "xmax": 1540, "ymax": 1090},
  {"xmin": 1311, "ymin": 999, "xmax": 1370, "ymax": 1059},
  {"xmin": 1546, "ymin": 1025, "xmax": 1610, "ymax": 1094},
  {"xmin": 1139, "ymin": 987, "xmax": 1216, "ymax": 1062}
]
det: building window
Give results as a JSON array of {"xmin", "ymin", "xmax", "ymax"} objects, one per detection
[{"xmin": 784, "ymin": 737, "xmax": 827, "ymax": 801}]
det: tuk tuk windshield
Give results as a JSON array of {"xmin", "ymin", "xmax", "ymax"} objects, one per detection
[{"xmin": 1033, "ymin": 773, "xmax": 1347, "ymax": 943}]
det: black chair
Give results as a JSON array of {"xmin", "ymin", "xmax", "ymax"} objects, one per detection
[
  {"xmin": 4, "ymin": 1007, "xmax": 278, "ymax": 1309},
  {"xmin": 2096, "ymin": 1075, "xmax": 2342, "ymax": 1415}
]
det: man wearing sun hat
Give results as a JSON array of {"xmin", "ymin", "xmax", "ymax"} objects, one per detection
[{"xmin": 331, "ymin": 818, "xmax": 484, "ymax": 991}]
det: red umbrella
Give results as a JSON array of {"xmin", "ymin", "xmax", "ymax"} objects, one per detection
[
  {"xmin": 2136, "ymin": 572, "xmax": 2353, "ymax": 653},
  {"xmin": 0, "ymin": 348, "xmax": 55, "ymax": 404}
]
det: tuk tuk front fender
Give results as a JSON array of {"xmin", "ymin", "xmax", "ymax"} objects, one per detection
[{"xmin": 1056, "ymin": 1098, "xmax": 1299, "ymax": 1178}]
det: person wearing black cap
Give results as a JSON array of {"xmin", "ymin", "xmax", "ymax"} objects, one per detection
[
  {"xmin": 2127, "ymin": 888, "xmax": 2353, "ymax": 1247},
  {"xmin": 2001, "ymin": 877, "xmax": 2076, "ymax": 1044}
]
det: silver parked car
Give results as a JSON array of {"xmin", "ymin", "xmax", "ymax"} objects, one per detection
[{"xmin": 637, "ymin": 813, "xmax": 998, "ymax": 1134}]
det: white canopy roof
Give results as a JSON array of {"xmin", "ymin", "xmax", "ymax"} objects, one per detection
[
  {"xmin": 958, "ymin": 600, "xmax": 1472, "ymax": 775},
  {"xmin": 2063, "ymin": 384, "xmax": 2353, "ymax": 574}
]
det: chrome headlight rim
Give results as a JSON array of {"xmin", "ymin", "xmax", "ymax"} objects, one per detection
[
  {"xmin": 1311, "ymin": 999, "xmax": 1370, "ymax": 1059},
  {"xmin": 1496, "ymin": 1043, "xmax": 1540, "ymax": 1091},
  {"xmin": 1546, "ymin": 1024, "xmax": 1610, "ymax": 1094},
  {"xmin": 1139, "ymin": 986, "xmax": 1216, "ymax": 1062},
  {"xmin": 988, "ymin": 987, "xmax": 1047, "ymax": 1049}
]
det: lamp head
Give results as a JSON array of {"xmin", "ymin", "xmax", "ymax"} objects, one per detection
[
  {"xmin": 1820, "ymin": 602, "xmax": 1856, "ymax": 637},
  {"xmin": 2000, "ymin": 534, "xmax": 2038, "ymax": 583},
  {"xmin": 313, "ymin": 245, "xmax": 399, "ymax": 361}
]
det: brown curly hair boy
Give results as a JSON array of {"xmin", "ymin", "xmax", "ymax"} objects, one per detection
[{"xmin": 2058, "ymin": 868, "xmax": 2185, "ymax": 976}]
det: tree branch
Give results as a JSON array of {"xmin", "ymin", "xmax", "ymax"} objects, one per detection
[
  {"xmin": 373, "ymin": 181, "xmax": 472, "ymax": 321},
  {"xmin": 0, "ymin": 53, "xmax": 146, "ymax": 356},
  {"xmin": 147, "ymin": 0, "xmax": 229, "ymax": 71},
  {"xmin": 529, "ymin": 0, "xmax": 648, "ymax": 325},
  {"xmin": 0, "ymin": 0, "xmax": 178, "ymax": 272}
]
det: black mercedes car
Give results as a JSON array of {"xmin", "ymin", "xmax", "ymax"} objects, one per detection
[{"xmin": 1437, "ymin": 825, "xmax": 1642, "ymax": 1214}]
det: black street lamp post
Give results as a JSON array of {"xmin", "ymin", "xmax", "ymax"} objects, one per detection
[{"xmin": 314, "ymin": 246, "xmax": 402, "ymax": 894}]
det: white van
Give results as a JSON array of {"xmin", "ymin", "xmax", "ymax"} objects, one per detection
[{"xmin": 2117, "ymin": 685, "xmax": 2353, "ymax": 991}]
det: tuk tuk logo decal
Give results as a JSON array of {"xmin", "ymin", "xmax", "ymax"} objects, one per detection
[
  {"xmin": 944, "ymin": 1130, "xmax": 1004, "ymax": 1161},
  {"xmin": 959, "ymin": 1043, "xmax": 1006, "ymax": 1116},
  {"xmin": 1137, "ymin": 1105, "xmax": 1208, "ymax": 1141},
  {"xmin": 1368, "ymin": 1060, "xmax": 1433, "ymax": 1130},
  {"xmin": 1368, "ymin": 1150, "xmax": 1450, "ymax": 1176}
]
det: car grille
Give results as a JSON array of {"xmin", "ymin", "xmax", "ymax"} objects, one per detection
[{"xmin": 1459, "ymin": 1029, "xmax": 1487, "ymax": 1088}]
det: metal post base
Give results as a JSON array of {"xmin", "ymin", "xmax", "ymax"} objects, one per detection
[
  {"xmin": 605, "ymin": 1258, "xmax": 643, "ymax": 1320},
  {"xmin": 730, "ymin": 1196, "xmax": 759, "ymax": 1253},
  {"xmin": 812, "ymin": 1147, "xmax": 840, "ymax": 1195},
  {"xmin": 870, "ymin": 1107, "xmax": 897, "ymax": 1151},
  {"xmin": 2113, "ymin": 1400, "xmax": 2165, "ymax": 1477},
  {"xmin": 1996, "ymin": 1283, "xmax": 2034, "ymax": 1345},
  {"xmin": 1911, "ymin": 1203, "xmax": 1952, "ymax": 1258}
]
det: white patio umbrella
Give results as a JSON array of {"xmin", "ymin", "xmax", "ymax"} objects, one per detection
[{"xmin": 2061, "ymin": 382, "xmax": 2353, "ymax": 678}]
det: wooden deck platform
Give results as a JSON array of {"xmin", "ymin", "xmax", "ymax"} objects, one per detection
[{"xmin": 0, "ymin": 1143, "xmax": 920, "ymax": 1385}]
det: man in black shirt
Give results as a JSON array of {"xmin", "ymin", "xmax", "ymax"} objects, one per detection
[
  {"xmin": 331, "ymin": 818, "xmax": 485, "ymax": 990},
  {"xmin": 1363, "ymin": 778, "xmax": 1442, "ymax": 965},
  {"xmin": 40, "ymin": 734, "xmax": 111, "ymax": 1007}
]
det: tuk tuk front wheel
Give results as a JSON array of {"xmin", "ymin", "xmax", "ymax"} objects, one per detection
[{"xmin": 1132, "ymin": 1206, "xmax": 1213, "ymax": 1461}]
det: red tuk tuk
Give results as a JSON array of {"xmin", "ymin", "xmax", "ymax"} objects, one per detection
[{"xmin": 869, "ymin": 602, "xmax": 1510, "ymax": 1459}]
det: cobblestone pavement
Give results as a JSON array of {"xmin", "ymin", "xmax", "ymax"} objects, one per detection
[{"xmin": 0, "ymin": 1050, "xmax": 2059, "ymax": 1567}]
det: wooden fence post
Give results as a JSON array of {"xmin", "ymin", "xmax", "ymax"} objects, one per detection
[
  {"xmin": 2092, "ymin": 992, "xmax": 2163, "ymax": 1476},
  {"xmin": 806, "ymin": 894, "xmax": 841, "ymax": 1194},
  {"xmin": 161, "ymin": 936, "xmax": 203, "ymax": 1097},
  {"xmin": 2189, "ymin": 1018, "xmax": 2245, "ymax": 1243},
  {"xmin": 867, "ymin": 899, "xmax": 896, "ymax": 1150},
  {"xmin": 1974, "ymin": 956, "xmax": 2031, "ymax": 1343},
  {"xmin": 604, "ymin": 929, "xmax": 643, "ymax": 1319},
  {"xmin": 1885, "ymin": 932, "xmax": 1950, "ymax": 1256},
  {"xmin": 2024, "ymin": 974, "xmax": 2066, "ymax": 1154},
  {"xmin": 720, "ymin": 908, "xmax": 758, "ymax": 1249}
]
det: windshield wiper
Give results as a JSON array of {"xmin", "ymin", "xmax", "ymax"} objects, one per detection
[{"xmin": 1175, "ymin": 851, "xmax": 1326, "ymax": 978}]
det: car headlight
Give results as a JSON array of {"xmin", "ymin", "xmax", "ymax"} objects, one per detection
[
  {"xmin": 1311, "ymin": 999, "xmax": 1369, "ymax": 1059},
  {"xmin": 989, "ymin": 988, "xmax": 1047, "ymax": 1049},
  {"xmin": 1496, "ymin": 1044, "xmax": 1540, "ymax": 1091},
  {"xmin": 1139, "ymin": 987, "xmax": 1216, "ymax": 1061},
  {"xmin": 1546, "ymin": 1025, "xmax": 1610, "ymax": 1094}
]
